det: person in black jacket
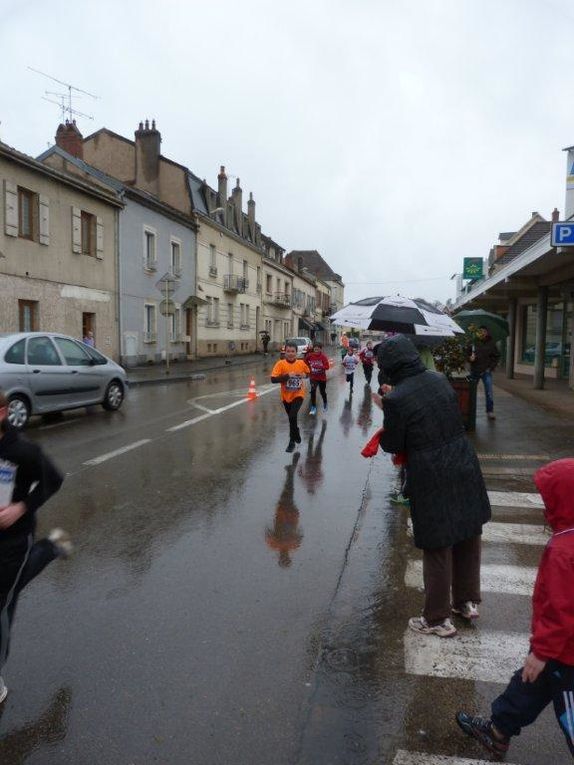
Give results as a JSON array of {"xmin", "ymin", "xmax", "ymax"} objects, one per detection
[
  {"xmin": 468, "ymin": 326, "xmax": 500, "ymax": 420},
  {"xmin": 0, "ymin": 389, "xmax": 71, "ymax": 704},
  {"xmin": 378, "ymin": 335, "xmax": 491, "ymax": 638}
]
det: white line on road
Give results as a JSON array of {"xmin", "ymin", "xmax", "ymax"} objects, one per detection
[
  {"xmin": 407, "ymin": 519, "xmax": 548, "ymax": 546},
  {"xmin": 404, "ymin": 628, "xmax": 530, "ymax": 683},
  {"xmin": 167, "ymin": 385, "xmax": 276, "ymax": 431},
  {"xmin": 404, "ymin": 561, "xmax": 537, "ymax": 596},
  {"xmin": 487, "ymin": 490, "xmax": 544, "ymax": 508},
  {"xmin": 82, "ymin": 439, "xmax": 152, "ymax": 466},
  {"xmin": 478, "ymin": 453, "xmax": 549, "ymax": 461},
  {"xmin": 393, "ymin": 750, "xmax": 521, "ymax": 765}
]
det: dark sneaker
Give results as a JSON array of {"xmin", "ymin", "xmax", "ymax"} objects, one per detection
[
  {"xmin": 294, "ymin": 433, "xmax": 302, "ymax": 444},
  {"xmin": 456, "ymin": 711, "xmax": 509, "ymax": 758},
  {"xmin": 286, "ymin": 441, "xmax": 296, "ymax": 453},
  {"xmin": 48, "ymin": 528, "xmax": 74, "ymax": 558}
]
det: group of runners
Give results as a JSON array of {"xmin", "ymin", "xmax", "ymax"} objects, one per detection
[{"xmin": 271, "ymin": 336, "xmax": 376, "ymax": 452}]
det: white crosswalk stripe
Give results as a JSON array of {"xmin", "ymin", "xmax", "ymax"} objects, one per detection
[
  {"xmin": 393, "ymin": 751, "xmax": 521, "ymax": 764},
  {"xmin": 407, "ymin": 519, "xmax": 548, "ymax": 546},
  {"xmin": 487, "ymin": 490, "xmax": 544, "ymax": 508},
  {"xmin": 404, "ymin": 561, "xmax": 537, "ymax": 596},
  {"xmin": 403, "ymin": 628, "xmax": 530, "ymax": 682}
]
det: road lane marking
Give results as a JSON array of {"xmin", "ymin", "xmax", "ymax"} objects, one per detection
[
  {"xmin": 403, "ymin": 628, "xmax": 529, "ymax": 683},
  {"xmin": 404, "ymin": 561, "xmax": 537, "ymax": 596},
  {"xmin": 82, "ymin": 439, "xmax": 152, "ymax": 466},
  {"xmin": 487, "ymin": 490, "xmax": 544, "ymax": 508},
  {"xmin": 478, "ymin": 453, "xmax": 549, "ymax": 461},
  {"xmin": 481, "ymin": 466, "xmax": 535, "ymax": 476},
  {"xmin": 393, "ymin": 751, "xmax": 521, "ymax": 764},
  {"xmin": 167, "ymin": 385, "xmax": 276, "ymax": 431},
  {"xmin": 407, "ymin": 519, "xmax": 548, "ymax": 546}
]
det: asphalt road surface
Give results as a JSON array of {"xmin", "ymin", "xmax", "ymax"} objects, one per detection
[{"xmin": 0, "ymin": 358, "xmax": 572, "ymax": 765}]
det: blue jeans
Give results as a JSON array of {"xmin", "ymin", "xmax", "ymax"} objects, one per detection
[{"xmin": 473, "ymin": 370, "xmax": 494, "ymax": 413}]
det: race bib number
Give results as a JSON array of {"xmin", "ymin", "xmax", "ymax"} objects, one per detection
[
  {"xmin": 310, "ymin": 363, "xmax": 323, "ymax": 373},
  {"xmin": 286, "ymin": 376, "xmax": 303, "ymax": 391},
  {"xmin": 0, "ymin": 460, "xmax": 17, "ymax": 508}
]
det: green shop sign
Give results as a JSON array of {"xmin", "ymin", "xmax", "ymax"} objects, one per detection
[{"xmin": 463, "ymin": 257, "xmax": 483, "ymax": 280}]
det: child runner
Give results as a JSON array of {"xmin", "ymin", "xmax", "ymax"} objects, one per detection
[
  {"xmin": 271, "ymin": 342, "xmax": 310, "ymax": 452},
  {"xmin": 342, "ymin": 347, "xmax": 359, "ymax": 393},
  {"xmin": 359, "ymin": 340, "xmax": 375, "ymax": 385},
  {"xmin": 457, "ymin": 458, "xmax": 574, "ymax": 760},
  {"xmin": 0, "ymin": 389, "xmax": 72, "ymax": 704},
  {"xmin": 305, "ymin": 342, "xmax": 330, "ymax": 416}
]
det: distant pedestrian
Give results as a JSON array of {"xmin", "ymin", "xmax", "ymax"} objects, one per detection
[
  {"xmin": 468, "ymin": 326, "xmax": 500, "ymax": 420},
  {"xmin": 348, "ymin": 336, "xmax": 360, "ymax": 351},
  {"xmin": 359, "ymin": 340, "xmax": 375, "ymax": 385},
  {"xmin": 83, "ymin": 331, "xmax": 95, "ymax": 347},
  {"xmin": 340, "ymin": 332, "xmax": 350, "ymax": 360},
  {"xmin": 261, "ymin": 331, "xmax": 271, "ymax": 356},
  {"xmin": 0, "ymin": 389, "xmax": 72, "ymax": 704},
  {"xmin": 457, "ymin": 459, "xmax": 574, "ymax": 760},
  {"xmin": 305, "ymin": 342, "xmax": 330, "ymax": 415},
  {"xmin": 378, "ymin": 335, "xmax": 491, "ymax": 638},
  {"xmin": 271, "ymin": 341, "xmax": 310, "ymax": 452},
  {"xmin": 342, "ymin": 348, "xmax": 359, "ymax": 394}
]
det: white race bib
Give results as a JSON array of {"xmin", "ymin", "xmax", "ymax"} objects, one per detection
[
  {"xmin": 285, "ymin": 377, "xmax": 303, "ymax": 391},
  {"xmin": 0, "ymin": 460, "xmax": 17, "ymax": 508}
]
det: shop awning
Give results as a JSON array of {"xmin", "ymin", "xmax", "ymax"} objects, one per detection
[
  {"xmin": 182, "ymin": 295, "xmax": 207, "ymax": 308},
  {"xmin": 298, "ymin": 318, "xmax": 315, "ymax": 331}
]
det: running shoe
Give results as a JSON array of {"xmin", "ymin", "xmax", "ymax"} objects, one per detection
[
  {"xmin": 456, "ymin": 711, "xmax": 509, "ymax": 758},
  {"xmin": 452, "ymin": 601, "xmax": 480, "ymax": 620},
  {"xmin": 294, "ymin": 433, "xmax": 302, "ymax": 444},
  {"xmin": 323, "ymin": 404, "xmax": 328, "ymax": 412},
  {"xmin": 48, "ymin": 529, "xmax": 74, "ymax": 558},
  {"xmin": 408, "ymin": 616, "xmax": 457, "ymax": 638},
  {"xmin": 0, "ymin": 677, "xmax": 7, "ymax": 704},
  {"xmin": 309, "ymin": 406, "xmax": 317, "ymax": 416},
  {"xmin": 286, "ymin": 441, "xmax": 296, "ymax": 453},
  {"xmin": 390, "ymin": 492, "xmax": 410, "ymax": 507}
]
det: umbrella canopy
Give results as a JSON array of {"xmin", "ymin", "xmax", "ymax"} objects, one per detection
[
  {"xmin": 331, "ymin": 295, "xmax": 464, "ymax": 339},
  {"xmin": 454, "ymin": 309, "xmax": 509, "ymax": 342}
]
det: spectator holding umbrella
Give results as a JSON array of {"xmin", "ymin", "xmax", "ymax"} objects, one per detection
[
  {"xmin": 378, "ymin": 334, "xmax": 491, "ymax": 638},
  {"xmin": 468, "ymin": 326, "xmax": 500, "ymax": 420}
]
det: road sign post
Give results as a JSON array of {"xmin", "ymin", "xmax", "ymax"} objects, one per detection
[{"xmin": 156, "ymin": 273, "xmax": 180, "ymax": 375}]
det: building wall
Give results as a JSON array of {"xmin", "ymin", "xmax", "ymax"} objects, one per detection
[
  {"xmin": 291, "ymin": 272, "xmax": 317, "ymax": 337},
  {"xmin": 262, "ymin": 258, "xmax": 293, "ymax": 349},
  {"xmin": 195, "ymin": 219, "xmax": 263, "ymax": 356},
  {"xmin": 119, "ymin": 199, "xmax": 196, "ymax": 366},
  {"xmin": 84, "ymin": 131, "xmax": 134, "ymax": 184},
  {"xmin": 0, "ymin": 156, "xmax": 119, "ymax": 358}
]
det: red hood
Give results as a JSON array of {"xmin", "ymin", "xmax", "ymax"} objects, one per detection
[{"xmin": 534, "ymin": 459, "xmax": 574, "ymax": 532}]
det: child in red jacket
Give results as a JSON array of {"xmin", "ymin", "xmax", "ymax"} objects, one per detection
[
  {"xmin": 456, "ymin": 458, "xmax": 574, "ymax": 759},
  {"xmin": 305, "ymin": 342, "xmax": 330, "ymax": 416}
]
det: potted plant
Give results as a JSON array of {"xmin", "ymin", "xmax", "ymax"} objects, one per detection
[{"xmin": 432, "ymin": 336, "xmax": 477, "ymax": 431}]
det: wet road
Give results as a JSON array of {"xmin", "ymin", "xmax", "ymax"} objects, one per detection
[{"xmin": 0, "ymin": 361, "xmax": 572, "ymax": 764}]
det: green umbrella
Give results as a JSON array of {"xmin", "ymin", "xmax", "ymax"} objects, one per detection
[{"xmin": 453, "ymin": 309, "xmax": 509, "ymax": 343}]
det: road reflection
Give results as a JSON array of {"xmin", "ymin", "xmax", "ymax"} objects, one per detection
[
  {"xmin": 298, "ymin": 421, "xmax": 327, "ymax": 495},
  {"xmin": 265, "ymin": 453, "xmax": 304, "ymax": 568}
]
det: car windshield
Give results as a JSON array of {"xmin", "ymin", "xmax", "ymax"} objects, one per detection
[{"xmin": 288, "ymin": 338, "xmax": 308, "ymax": 345}]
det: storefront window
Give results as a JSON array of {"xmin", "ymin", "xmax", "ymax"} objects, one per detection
[{"xmin": 521, "ymin": 301, "xmax": 572, "ymax": 374}]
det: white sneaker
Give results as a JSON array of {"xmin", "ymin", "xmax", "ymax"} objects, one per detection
[
  {"xmin": 408, "ymin": 616, "xmax": 457, "ymax": 638},
  {"xmin": 452, "ymin": 601, "xmax": 480, "ymax": 620},
  {"xmin": 48, "ymin": 529, "xmax": 74, "ymax": 558},
  {"xmin": 0, "ymin": 677, "xmax": 8, "ymax": 704}
]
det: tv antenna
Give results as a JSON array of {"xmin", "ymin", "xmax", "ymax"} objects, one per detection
[{"xmin": 29, "ymin": 66, "xmax": 99, "ymax": 122}]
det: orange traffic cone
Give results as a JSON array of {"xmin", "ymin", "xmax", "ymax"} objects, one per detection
[{"xmin": 247, "ymin": 377, "xmax": 258, "ymax": 400}]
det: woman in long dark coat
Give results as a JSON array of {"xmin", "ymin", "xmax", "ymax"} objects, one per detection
[{"xmin": 378, "ymin": 334, "xmax": 491, "ymax": 638}]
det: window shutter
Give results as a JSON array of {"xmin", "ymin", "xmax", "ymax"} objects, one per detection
[
  {"xmin": 96, "ymin": 217, "xmax": 104, "ymax": 259},
  {"xmin": 39, "ymin": 195, "xmax": 50, "ymax": 245},
  {"xmin": 4, "ymin": 180, "xmax": 18, "ymax": 237},
  {"xmin": 71, "ymin": 206, "xmax": 81, "ymax": 253}
]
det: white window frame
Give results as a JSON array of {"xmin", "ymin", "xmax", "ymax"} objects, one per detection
[
  {"xmin": 170, "ymin": 237, "xmax": 182, "ymax": 277},
  {"xmin": 143, "ymin": 225, "xmax": 157, "ymax": 271},
  {"xmin": 170, "ymin": 305, "xmax": 182, "ymax": 342},
  {"xmin": 144, "ymin": 302, "xmax": 157, "ymax": 343}
]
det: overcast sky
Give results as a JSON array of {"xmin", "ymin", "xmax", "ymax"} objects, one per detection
[{"xmin": 2, "ymin": 0, "xmax": 574, "ymax": 304}]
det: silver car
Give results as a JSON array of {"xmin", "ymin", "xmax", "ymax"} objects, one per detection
[{"xmin": 0, "ymin": 332, "xmax": 128, "ymax": 429}]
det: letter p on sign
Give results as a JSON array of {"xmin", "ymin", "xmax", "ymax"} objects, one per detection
[{"xmin": 559, "ymin": 226, "xmax": 573, "ymax": 243}]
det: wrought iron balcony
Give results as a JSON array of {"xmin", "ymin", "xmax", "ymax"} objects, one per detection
[{"xmin": 223, "ymin": 274, "xmax": 247, "ymax": 293}]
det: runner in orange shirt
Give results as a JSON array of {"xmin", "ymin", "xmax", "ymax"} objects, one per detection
[{"xmin": 271, "ymin": 341, "xmax": 310, "ymax": 452}]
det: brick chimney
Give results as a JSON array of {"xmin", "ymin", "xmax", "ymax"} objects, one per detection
[
  {"xmin": 231, "ymin": 178, "xmax": 243, "ymax": 235},
  {"xmin": 134, "ymin": 119, "xmax": 161, "ymax": 195},
  {"xmin": 55, "ymin": 120, "xmax": 83, "ymax": 158},
  {"xmin": 247, "ymin": 192, "xmax": 256, "ymax": 230},
  {"xmin": 552, "ymin": 207, "xmax": 560, "ymax": 223},
  {"xmin": 217, "ymin": 166, "xmax": 228, "ymax": 209}
]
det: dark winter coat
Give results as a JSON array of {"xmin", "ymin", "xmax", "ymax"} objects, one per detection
[
  {"xmin": 378, "ymin": 335, "xmax": 491, "ymax": 550},
  {"xmin": 469, "ymin": 336, "xmax": 500, "ymax": 376}
]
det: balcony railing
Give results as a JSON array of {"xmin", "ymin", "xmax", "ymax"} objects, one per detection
[
  {"xmin": 223, "ymin": 274, "xmax": 247, "ymax": 293},
  {"xmin": 205, "ymin": 318, "xmax": 220, "ymax": 328},
  {"xmin": 267, "ymin": 291, "xmax": 291, "ymax": 308}
]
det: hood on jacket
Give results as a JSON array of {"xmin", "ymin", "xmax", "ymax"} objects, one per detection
[
  {"xmin": 377, "ymin": 334, "xmax": 425, "ymax": 385},
  {"xmin": 534, "ymin": 458, "xmax": 574, "ymax": 532}
]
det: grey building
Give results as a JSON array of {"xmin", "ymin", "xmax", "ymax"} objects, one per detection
[{"xmin": 40, "ymin": 136, "xmax": 198, "ymax": 367}]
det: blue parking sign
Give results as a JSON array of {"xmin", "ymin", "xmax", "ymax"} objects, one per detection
[{"xmin": 551, "ymin": 222, "xmax": 574, "ymax": 246}]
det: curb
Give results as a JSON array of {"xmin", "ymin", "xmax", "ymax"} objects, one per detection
[{"xmin": 127, "ymin": 355, "xmax": 272, "ymax": 388}]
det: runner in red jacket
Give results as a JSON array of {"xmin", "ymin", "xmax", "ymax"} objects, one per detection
[
  {"xmin": 359, "ymin": 340, "xmax": 375, "ymax": 385},
  {"xmin": 456, "ymin": 458, "xmax": 574, "ymax": 759},
  {"xmin": 305, "ymin": 342, "xmax": 330, "ymax": 416}
]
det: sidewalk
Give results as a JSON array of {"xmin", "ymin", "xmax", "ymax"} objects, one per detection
[
  {"xmin": 127, "ymin": 352, "xmax": 272, "ymax": 387},
  {"xmin": 493, "ymin": 370, "xmax": 574, "ymax": 419}
]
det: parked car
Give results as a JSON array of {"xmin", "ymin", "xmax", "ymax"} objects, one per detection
[
  {"xmin": 280, "ymin": 337, "xmax": 312, "ymax": 359},
  {"xmin": 0, "ymin": 332, "xmax": 128, "ymax": 429},
  {"xmin": 522, "ymin": 341, "xmax": 562, "ymax": 364}
]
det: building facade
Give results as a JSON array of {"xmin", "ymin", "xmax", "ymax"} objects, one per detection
[
  {"xmin": 261, "ymin": 235, "xmax": 293, "ymax": 350},
  {"xmin": 0, "ymin": 141, "xmax": 121, "ymax": 358}
]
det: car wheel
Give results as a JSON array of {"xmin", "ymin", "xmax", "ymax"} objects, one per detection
[
  {"xmin": 7, "ymin": 394, "xmax": 31, "ymax": 430},
  {"xmin": 102, "ymin": 380, "xmax": 124, "ymax": 411}
]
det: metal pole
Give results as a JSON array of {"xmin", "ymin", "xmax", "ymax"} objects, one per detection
[
  {"xmin": 506, "ymin": 298, "xmax": 517, "ymax": 379},
  {"xmin": 165, "ymin": 279, "xmax": 170, "ymax": 375},
  {"xmin": 533, "ymin": 286, "xmax": 548, "ymax": 390}
]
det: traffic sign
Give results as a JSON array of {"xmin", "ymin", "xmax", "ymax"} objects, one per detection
[
  {"xmin": 159, "ymin": 299, "xmax": 176, "ymax": 316},
  {"xmin": 551, "ymin": 222, "xmax": 574, "ymax": 247}
]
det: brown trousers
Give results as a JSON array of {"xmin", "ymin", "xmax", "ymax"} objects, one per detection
[{"xmin": 422, "ymin": 534, "xmax": 482, "ymax": 625}]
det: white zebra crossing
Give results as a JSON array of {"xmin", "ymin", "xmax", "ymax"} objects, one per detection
[
  {"xmin": 406, "ymin": 519, "xmax": 548, "ymax": 545},
  {"xmin": 393, "ymin": 751, "xmax": 521, "ymax": 765},
  {"xmin": 487, "ymin": 490, "xmax": 544, "ymax": 508},
  {"xmin": 404, "ymin": 560, "xmax": 537, "ymax": 596}
]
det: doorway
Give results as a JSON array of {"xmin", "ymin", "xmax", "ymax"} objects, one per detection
[
  {"xmin": 185, "ymin": 308, "xmax": 193, "ymax": 358},
  {"xmin": 82, "ymin": 312, "xmax": 96, "ymax": 344}
]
